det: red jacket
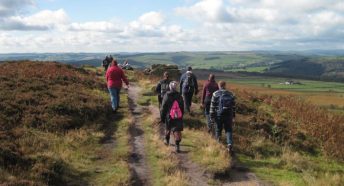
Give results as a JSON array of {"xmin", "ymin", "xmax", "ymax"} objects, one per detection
[
  {"xmin": 202, "ymin": 80, "xmax": 219, "ymax": 104},
  {"xmin": 106, "ymin": 65, "xmax": 129, "ymax": 88}
]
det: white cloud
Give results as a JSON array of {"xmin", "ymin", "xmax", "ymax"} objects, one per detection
[
  {"xmin": 176, "ymin": 0, "xmax": 231, "ymax": 22},
  {"xmin": 138, "ymin": 11, "xmax": 164, "ymax": 27},
  {"xmin": 0, "ymin": 0, "xmax": 34, "ymax": 17},
  {"xmin": 174, "ymin": 0, "xmax": 344, "ymax": 50},
  {"xmin": 1, "ymin": 0, "xmax": 344, "ymax": 52},
  {"xmin": 69, "ymin": 21, "xmax": 122, "ymax": 33},
  {"xmin": 0, "ymin": 9, "xmax": 68, "ymax": 31}
]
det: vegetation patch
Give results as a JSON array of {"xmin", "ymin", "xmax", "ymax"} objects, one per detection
[{"xmin": 0, "ymin": 62, "xmax": 131, "ymax": 185}]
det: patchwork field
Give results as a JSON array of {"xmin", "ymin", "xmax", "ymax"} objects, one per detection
[{"xmin": 194, "ymin": 71, "xmax": 344, "ymax": 112}]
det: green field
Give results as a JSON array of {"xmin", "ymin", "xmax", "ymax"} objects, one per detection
[
  {"xmin": 224, "ymin": 76, "xmax": 344, "ymax": 93},
  {"xmin": 127, "ymin": 51, "xmax": 281, "ymax": 70}
]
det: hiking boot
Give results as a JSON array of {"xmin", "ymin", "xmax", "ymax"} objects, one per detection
[
  {"xmin": 176, "ymin": 144, "xmax": 181, "ymax": 153},
  {"xmin": 227, "ymin": 144, "xmax": 234, "ymax": 155},
  {"xmin": 112, "ymin": 108, "xmax": 117, "ymax": 114},
  {"xmin": 164, "ymin": 138, "xmax": 169, "ymax": 146}
]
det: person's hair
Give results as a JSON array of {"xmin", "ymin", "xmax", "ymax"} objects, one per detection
[
  {"xmin": 209, "ymin": 74, "xmax": 215, "ymax": 81},
  {"xmin": 169, "ymin": 81, "xmax": 178, "ymax": 91},
  {"xmin": 187, "ymin": 66, "xmax": 192, "ymax": 71},
  {"xmin": 163, "ymin": 71, "xmax": 169, "ymax": 78},
  {"xmin": 218, "ymin": 81, "xmax": 226, "ymax": 88},
  {"xmin": 112, "ymin": 59, "xmax": 117, "ymax": 66}
]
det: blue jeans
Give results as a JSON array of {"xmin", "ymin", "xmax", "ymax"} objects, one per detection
[
  {"xmin": 108, "ymin": 87, "xmax": 120, "ymax": 110},
  {"xmin": 215, "ymin": 116, "xmax": 233, "ymax": 145}
]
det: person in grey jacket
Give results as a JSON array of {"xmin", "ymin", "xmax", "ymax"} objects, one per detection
[
  {"xmin": 179, "ymin": 66, "xmax": 198, "ymax": 114},
  {"xmin": 210, "ymin": 81, "xmax": 236, "ymax": 154}
]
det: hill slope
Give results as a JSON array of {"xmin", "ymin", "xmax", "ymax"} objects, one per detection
[{"xmin": 0, "ymin": 61, "xmax": 132, "ymax": 185}]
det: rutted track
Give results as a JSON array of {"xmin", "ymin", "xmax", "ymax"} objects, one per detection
[
  {"xmin": 149, "ymin": 103, "xmax": 265, "ymax": 186},
  {"xmin": 148, "ymin": 105, "xmax": 210, "ymax": 186},
  {"xmin": 127, "ymin": 85, "xmax": 151, "ymax": 186}
]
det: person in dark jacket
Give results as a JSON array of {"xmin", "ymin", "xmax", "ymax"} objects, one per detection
[
  {"xmin": 161, "ymin": 81, "xmax": 184, "ymax": 153},
  {"xmin": 156, "ymin": 72, "xmax": 171, "ymax": 108},
  {"xmin": 106, "ymin": 59, "xmax": 129, "ymax": 112},
  {"xmin": 210, "ymin": 81, "xmax": 236, "ymax": 154},
  {"xmin": 102, "ymin": 55, "xmax": 113, "ymax": 72},
  {"xmin": 179, "ymin": 66, "xmax": 198, "ymax": 114},
  {"xmin": 202, "ymin": 74, "xmax": 219, "ymax": 133}
]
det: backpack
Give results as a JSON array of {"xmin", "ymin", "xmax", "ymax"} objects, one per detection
[
  {"xmin": 182, "ymin": 74, "xmax": 194, "ymax": 93},
  {"xmin": 217, "ymin": 91, "xmax": 234, "ymax": 116},
  {"xmin": 169, "ymin": 100, "xmax": 183, "ymax": 120},
  {"xmin": 160, "ymin": 81, "xmax": 170, "ymax": 96}
]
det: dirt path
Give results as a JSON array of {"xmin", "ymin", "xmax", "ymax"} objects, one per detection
[
  {"xmin": 151, "ymin": 103, "xmax": 265, "ymax": 186},
  {"xmin": 148, "ymin": 105, "xmax": 210, "ymax": 186},
  {"xmin": 127, "ymin": 85, "xmax": 151, "ymax": 186}
]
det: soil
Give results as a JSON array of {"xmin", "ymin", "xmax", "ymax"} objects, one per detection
[
  {"xmin": 127, "ymin": 85, "xmax": 151, "ymax": 186},
  {"xmin": 129, "ymin": 85, "xmax": 266, "ymax": 186}
]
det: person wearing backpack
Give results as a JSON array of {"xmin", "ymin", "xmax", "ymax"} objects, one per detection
[
  {"xmin": 102, "ymin": 55, "xmax": 114, "ymax": 72},
  {"xmin": 106, "ymin": 59, "xmax": 129, "ymax": 113},
  {"xmin": 210, "ymin": 81, "xmax": 236, "ymax": 154},
  {"xmin": 202, "ymin": 74, "xmax": 219, "ymax": 133},
  {"xmin": 179, "ymin": 67, "xmax": 198, "ymax": 114},
  {"xmin": 156, "ymin": 72, "xmax": 171, "ymax": 109},
  {"xmin": 160, "ymin": 81, "xmax": 184, "ymax": 153}
]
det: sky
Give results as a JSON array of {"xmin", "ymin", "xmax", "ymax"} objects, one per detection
[{"xmin": 0, "ymin": 0, "xmax": 344, "ymax": 53}]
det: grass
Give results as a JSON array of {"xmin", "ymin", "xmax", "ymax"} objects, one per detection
[
  {"xmin": 135, "ymin": 80, "xmax": 189, "ymax": 186},
  {"xmin": 223, "ymin": 80, "xmax": 344, "ymax": 108},
  {"xmin": 142, "ymin": 114, "xmax": 189, "ymax": 186},
  {"xmin": 182, "ymin": 114, "xmax": 231, "ymax": 175},
  {"xmin": 136, "ymin": 74, "xmax": 232, "ymax": 184},
  {"xmin": 89, "ymin": 93, "xmax": 131, "ymax": 186},
  {"xmin": 0, "ymin": 62, "xmax": 132, "ymax": 185},
  {"xmin": 238, "ymin": 149, "xmax": 344, "ymax": 186}
]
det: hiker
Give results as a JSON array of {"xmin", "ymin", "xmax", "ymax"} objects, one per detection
[
  {"xmin": 202, "ymin": 74, "xmax": 219, "ymax": 133},
  {"xmin": 179, "ymin": 67, "xmax": 198, "ymax": 114},
  {"xmin": 102, "ymin": 56, "xmax": 110, "ymax": 71},
  {"xmin": 102, "ymin": 55, "xmax": 113, "ymax": 71},
  {"xmin": 106, "ymin": 59, "xmax": 129, "ymax": 113},
  {"xmin": 210, "ymin": 81, "xmax": 236, "ymax": 154},
  {"xmin": 160, "ymin": 81, "xmax": 184, "ymax": 153},
  {"xmin": 156, "ymin": 71, "xmax": 171, "ymax": 109}
]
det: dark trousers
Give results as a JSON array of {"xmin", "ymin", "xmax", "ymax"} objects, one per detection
[
  {"xmin": 158, "ymin": 95, "xmax": 163, "ymax": 108},
  {"xmin": 204, "ymin": 100, "xmax": 212, "ymax": 129},
  {"xmin": 215, "ymin": 116, "xmax": 233, "ymax": 145},
  {"xmin": 183, "ymin": 91, "xmax": 194, "ymax": 112}
]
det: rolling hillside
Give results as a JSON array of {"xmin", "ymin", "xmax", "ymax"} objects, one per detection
[
  {"xmin": 0, "ymin": 61, "xmax": 132, "ymax": 185},
  {"xmin": 1, "ymin": 51, "xmax": 344, "ymax": 82},
  {"xmin": 1, "ymin": 61, "xmax": 344, "ymax": 186}
]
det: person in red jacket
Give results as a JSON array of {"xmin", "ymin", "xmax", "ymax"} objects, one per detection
[
  {"xmin": 202, "ymin": 74, "xmax": 219, "ymax": 133},
  {"xmin": 106, "ymin": 59, "xmax": 129, "ymax": 112}
]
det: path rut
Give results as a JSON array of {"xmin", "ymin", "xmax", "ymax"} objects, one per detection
[
  {"xmin": 127, "ymin": 85, "xmax": 151, "ymax": 186},
  {"xmin": 149, "ymin": 102, "xmax": 266, "ymax": 186},
  {"xmin": 148, "ymin": 105, "xmax": 210, "ymax": 186}
]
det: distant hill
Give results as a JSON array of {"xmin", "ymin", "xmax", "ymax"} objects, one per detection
[{"xmin": 1, "ymin": 51, "xmax": 343, "ymax": 81}]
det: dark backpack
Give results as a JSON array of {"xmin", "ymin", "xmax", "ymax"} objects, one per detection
[
  {"xmin": 160, "ymin": 81, "xmax": 170, "ymax": 96},
  {"xmin": 217, "ymin": 91, "xmax": 234, "ymax": 116},
  {"xmin": 182, "ymin": 74, "xmax": 194, "ymax": 93}
]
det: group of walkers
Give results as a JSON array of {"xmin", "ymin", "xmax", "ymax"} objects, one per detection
[
  {"xmin": 103, "ymin": 55, "xmax": 132, "ymax": 72},
  {"xmin": 155, "ymin": 67, "xmax": 236, "ymax": 154},
  {"xmin": 105, "ymin": 61, "xmax": 236, "ymax": 154}
]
